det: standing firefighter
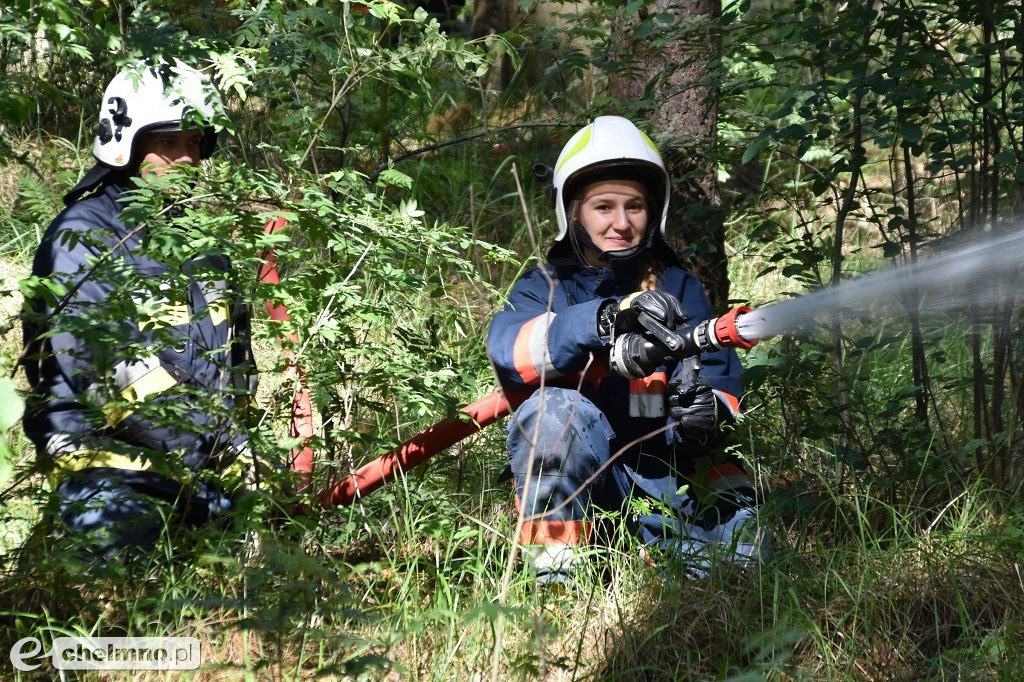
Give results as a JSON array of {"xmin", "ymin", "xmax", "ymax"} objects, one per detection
[
  {"xmin": 21, "ymin": 61, "xmax": 256, "ymax": 560},
  {"xmin": 488, "ymin": 116, "xmax": 770, "ymax": 583}
]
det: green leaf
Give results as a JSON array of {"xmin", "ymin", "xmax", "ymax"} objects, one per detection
[
  {"xmin": 993, "ymin": 151, "xmax": 1016, "ymax": 165},
  {"xmin": 0, "ymin": 93, "xmax": 31, "ymax": 127},
  {"xmin": 900, "ymin": 123, "xmax": 922, "ymax": 144},
  {"xmin": 0, "ymin": 379, "xmax": 24, "ymax": 432},
  {"xmin": 741, "ymin": 137, "xmax": 768, "ymax": 165},
  {"xmin": 779, "ymin": 123, "xmax": 807, "ymax": 139},
  {"xmin": 879, "ymin": 241, "xmax": 902, "ymax": 259},
  {"xmin": 378, "ymin": 168, "xmax": 413, "ymax": 188}
]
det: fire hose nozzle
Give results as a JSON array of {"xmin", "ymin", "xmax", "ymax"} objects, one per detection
[{"xmin": 712, "ymin": 305, "xmax": 758, "ymax": 349}]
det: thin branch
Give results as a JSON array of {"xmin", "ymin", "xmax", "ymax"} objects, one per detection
[{"xmin": 369, "ymin": 122, "xmax": 576, "ymax": 184}]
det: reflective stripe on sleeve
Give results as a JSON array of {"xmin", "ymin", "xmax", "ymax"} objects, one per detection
[
  {"xmin": 86, "ymin": 356, "xmax": 179, "ymax": 426},
  {"xmin": 512, "ymin": 312, "xmax": 562, "ymax": 384},
  {"xmin": 712, "ymin": 389, "xmax": 742, "ymax": 418},
  {"xmin": 629, "ymin": 371, "xmax": 667, "ymax": 418},
  {"xmin": 705, "ymin": 462, "xmax": 754, "ymax": 493},
  {"xmin": 198, "ymin": 280, "xmax": 231, "ymax": 325},
  {"xmin": 45, "ymin": 449, "xmax": 174, "ymax": 489}
]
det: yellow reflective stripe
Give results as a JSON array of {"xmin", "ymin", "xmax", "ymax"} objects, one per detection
[
  {"xmin": 47, "ymin": 449, "xmax": 154, "ymax": 488},
  {"xmin": 58, "ymin": 450, "xmax": 153, "ymax": 472},
  {"xmin": 555, "ymin": 126, "xmax": 593, "ymax": 173},
  {"xmin": 638, "ymin": 130, "xmax": 658, "ymax": 154},
  {"xmin": 619, "ymin": 291, "xmax": 642, "ymax": 311},
  {"xmin": 139, "ymin": 301, "xmax": 230, "ymax": 327},
  {"xmin": 139, "ymin": 303, "xmax": 191, "ymax": 330},
  {"xmin": 103, "ymin": 365, "xmax": 178, "ymax": 426},
  {"xmin": 208, "ymin": 299, "xmax": 230, "ymax": 326}
]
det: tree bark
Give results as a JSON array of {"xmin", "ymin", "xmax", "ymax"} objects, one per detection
[{"xmin": 607, "ymin": 0, "xmax": 727, "ymax": 307}]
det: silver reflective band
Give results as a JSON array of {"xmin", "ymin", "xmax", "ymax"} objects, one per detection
[
  {"xmin": 44, "ymin": 432, "xmax": 78, "ymax": 457},
  {"xmin": 198, "ymin": 279, "xmax": 230, "ymax": 325},
  {"xmin": 528, "ymin": 312, "xmax": 563, "ymax": 380},
  {"xmin": 197, "ymin": 279, "xmax": 227, "ymax": 303}
]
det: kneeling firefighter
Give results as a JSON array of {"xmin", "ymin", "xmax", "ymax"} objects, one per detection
[
  {"xmin": 487, "ymin": 116, "xmax": 771, "ymax": 582},
  {"xmin": 21, "ymin": 61, "xmax": 257, "ymax": 560}
]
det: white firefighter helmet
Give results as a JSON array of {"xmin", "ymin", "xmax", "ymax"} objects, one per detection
[
  {"xmin": 92, "ymin": 60, "xmax": 221, "ymax": 169},
  {"xmin": 551, "ymin": 116, "xmax": 670, "ymax": 242}
]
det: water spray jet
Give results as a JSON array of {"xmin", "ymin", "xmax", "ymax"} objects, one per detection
[{"xmin": 734, "ymin": 223, "xmax": 1024, "ymax": 342}]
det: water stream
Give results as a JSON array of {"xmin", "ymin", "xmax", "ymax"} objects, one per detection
[{"xmin": 735, "ymin": 223, "xmax": 1024, "ymax": 342}]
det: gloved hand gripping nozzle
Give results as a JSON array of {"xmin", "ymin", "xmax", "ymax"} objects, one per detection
[{"xmin": 608, "ymin": 304, "xmax": 759, "ymax": 379}]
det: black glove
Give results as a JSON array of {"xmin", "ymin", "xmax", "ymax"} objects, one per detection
[
  {"xmin": 667, "ymin": 377, "xmax": 719, "ymax": 438},
  {"xmin": 598, "ymin": 290, "xmax": 687, "ymax": 343}
]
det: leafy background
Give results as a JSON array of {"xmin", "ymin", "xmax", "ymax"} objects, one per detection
[{"xmin": 0, "ymin": 0, "xmax": 1022, "ymax": 678}]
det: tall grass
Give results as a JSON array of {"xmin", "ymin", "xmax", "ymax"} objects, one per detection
[{"xmin": 1, "ymin": 130, "xmax": 1023, "ymax": 681}]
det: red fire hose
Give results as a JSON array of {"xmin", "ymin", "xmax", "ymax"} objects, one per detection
[
  {"xmin": 316, "ymin": 366, "xmax": 612, "ymax": 506},
  {"xmin": 319, "ymin": 389, "xmax": 519, "ymax": 506},
  {"xmin": 259, "ymin": 217, "xmax": 315, "ymax": 492},
  {"xmin": 259, "ymin": 218, "xmax": 756, "ymax": 509}
]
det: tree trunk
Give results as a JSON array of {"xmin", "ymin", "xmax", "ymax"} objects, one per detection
[
  {"xmin": 607, "ymin": 0, "xmax": 727, "ymax": 307},
  {"xmin": 471, "ymin": 0, "xmax": 518, "ymax": 90}
]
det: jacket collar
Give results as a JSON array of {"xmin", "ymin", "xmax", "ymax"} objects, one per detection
[{"xmin": 550, "ymin": 255, "xmax": 645, "ymax": 301}]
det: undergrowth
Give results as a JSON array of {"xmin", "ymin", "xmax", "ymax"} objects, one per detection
[
  {"xmin": 1, "ymin": 0, "xmax": 1023, "ymax": 674},
  {"xmin": 0, "ymin": 124, "xmax": 1023, "ymax": 679}
]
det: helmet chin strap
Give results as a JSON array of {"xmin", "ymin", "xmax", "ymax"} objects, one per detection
[{"xmin": 570, "ymin": 219, "xmax": 657, "ymax": 265}]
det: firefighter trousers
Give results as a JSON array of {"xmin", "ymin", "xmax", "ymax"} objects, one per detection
[
  {"xmin": 56, "ymin": 467, "xmax": 232, "ymax": 561},
  {"xmin": 507, "ymin": 386, "xmax": 770, "ymax": 578}
]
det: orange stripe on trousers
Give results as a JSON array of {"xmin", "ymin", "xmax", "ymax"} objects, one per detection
[{"xmin": 520, "ymin": 520, "xmax": 592, "ymax": 545}]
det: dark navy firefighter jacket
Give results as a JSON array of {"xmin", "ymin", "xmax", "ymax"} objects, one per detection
[
  {"xmin": 487, "ymin": 252, "xmax": 743, "ymax": 470},
  {"xmin": 22, "ymin": 182, "xmax": 256, "ymax": 481}
]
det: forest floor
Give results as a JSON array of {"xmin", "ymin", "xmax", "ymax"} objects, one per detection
[{"xmin": 0, "ymin": 194, "xmax": 1023, "ymax": 679}]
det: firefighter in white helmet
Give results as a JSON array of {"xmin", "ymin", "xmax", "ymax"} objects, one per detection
[
  {"xmin": 64, "ymin": 60, "xmax": 221, "ymax": 202},
  {"xmin": 22, "ymin": 61, "xmax": 256, "ymax": 561},
  {"xmin": 488, "ymin": 116, "xmax": 769, "ymax": 583}
]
